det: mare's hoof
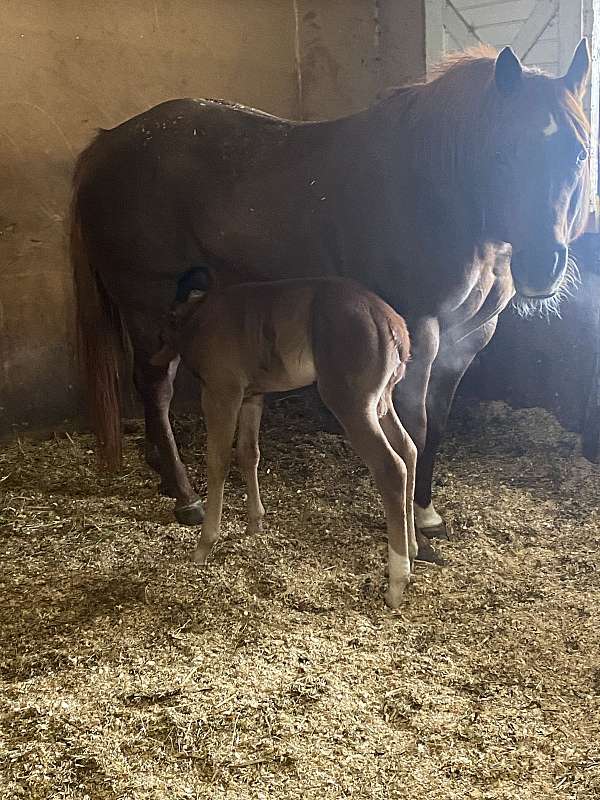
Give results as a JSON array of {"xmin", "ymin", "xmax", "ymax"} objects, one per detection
[
  {"xmin": 420, "ymin": 521, "xmax": 451, "ymax": 540},
  {"xmin": 174, "ymin": 498, "xmax": 205, "ymax": 526},
  {"xmin": 159, "ymin": 481, "xmax": 178, "ymax": 499},
  {"xmin": 415, "ymin": 531, "xmax": 445, "ymax": 565}
]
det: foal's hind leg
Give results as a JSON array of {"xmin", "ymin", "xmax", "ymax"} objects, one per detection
[
  {"xmin": 133, "ymin": 355, "xmax": 204, "ymax": 524},
  {"xmin": 134, "ymin": 354, "xmax": 176, "ymax": 491},
  {"xmin": 380, "ymin": 407, "xmax": 418, "ymax": 565},
  {"xmin": 236, "ymin": 395, "xmax": 265, "ymax": 535},
  {"xmin": 321, "ymin": 392, "xmax": 411, "ymax": 608},
  {"xmin": 193, "ymin": 387, "xmax": 243, "ymax": 564}
]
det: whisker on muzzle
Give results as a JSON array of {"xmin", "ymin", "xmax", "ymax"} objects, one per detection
[{"xmin": 511, "ymin": 257, "xmax": 581, "ymax": 320}]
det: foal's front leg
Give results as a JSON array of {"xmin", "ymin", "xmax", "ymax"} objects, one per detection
[
  {"xmin": 343, "ymin": 411, "xmax": 411, "ymax": 608},
  {"xmin": 236, "ymin": 395, "xmax": 265, "ymax": 534},
  {"xmin": 380, "ymin": 407, "xmax": 418, "ymax": 565},
  {"xmin": 322, "ymin": 398, "xmax": 411, "ymax": 609},
  {"xmin": 133, "ymin": 354, "xmax": 204, "ymax": 523},
  {"xmin": 192, "ymin": 387, "xmax": 243, "ymax": 564}
]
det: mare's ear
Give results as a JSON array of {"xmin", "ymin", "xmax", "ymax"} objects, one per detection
[
  {"xmin": 563, "ymin": 38, "xmax": 590, "ymax": 97},
  {"xmin": 494, "ymin": 46, "xmax": 523, "ymax": 95}
]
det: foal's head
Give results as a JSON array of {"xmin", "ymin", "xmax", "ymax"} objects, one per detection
[{"xmin": 151, "ymin": 272, "xmax": 209, "ymax": 367}]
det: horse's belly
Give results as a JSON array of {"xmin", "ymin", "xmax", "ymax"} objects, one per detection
[{"xmin": 250, "ymin": 350, "xmax": 317, "ymax": 394}]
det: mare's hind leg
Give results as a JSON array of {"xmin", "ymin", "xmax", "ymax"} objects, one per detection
[
  {"xmin": 320, "ymin": 391, "xmax": 411, "ymax": 609},
  {"xmin": 236, "ymin": 395, "xmax": 265, "ymax": 535},
  {"xmin": 133, "ymin": 355, "xmax": 204, "ymax": 524},
  {"xmin": 193, "ymin": 387, "xmax": 243, "ymax": 564}
]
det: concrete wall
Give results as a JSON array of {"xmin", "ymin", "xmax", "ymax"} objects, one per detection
[
  {"xmin": 296, "ymin": 0, "xmax": 425, "ymax": 119},
  {"xmin": 0, "ymin": 0, "xmax": 425, "ymax": 435}
]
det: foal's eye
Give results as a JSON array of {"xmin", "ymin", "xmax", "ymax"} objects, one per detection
[
  {"xmin": 495, "ymin": 150, "xmax": 510, "ymax": 166},
  {"xmin": 577, "ymin": 148, "xmax": 588, "ymax": 166}
]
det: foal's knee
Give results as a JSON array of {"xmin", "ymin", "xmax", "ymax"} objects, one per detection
[{"xmin": 404, "ymin": 437, "xmax": 418, "ymax": 470}]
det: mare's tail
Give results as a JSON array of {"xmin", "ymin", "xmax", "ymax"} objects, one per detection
[{"xmin": 70, "ymin": 138, "xmax": 125, "ymax": 470}]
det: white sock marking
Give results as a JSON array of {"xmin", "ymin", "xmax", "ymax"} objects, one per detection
[
  {"xmin": 414, "ymin": 501, "xmax": 443, "ymax": 528},
  {"xmin": 543, "ymin": 114, "xmax": 558, "ymax": 137}
]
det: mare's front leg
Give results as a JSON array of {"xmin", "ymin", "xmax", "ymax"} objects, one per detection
[
  {"xmin": 392, "ymin": 317, "xmax": 440, "ymax": 562},
  {"xmin": 193, "ymin": 387, "xmax": 243, "ymax": 564},
  {"xmin": 236, "ymin": 395, "xmax": 266, "ymax": 534},
  {"xmin": 415, "ymin": 318, "xmax": 498, "ymax": 539}
]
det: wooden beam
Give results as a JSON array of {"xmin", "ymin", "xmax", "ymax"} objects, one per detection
[
  {"xmin": 511, "ymin": 0, "xmax": 558, "ymax": 60},
  {"xmin": 425, "ymin": 0, "xmax": 445, "ymax": 74},
  {"xmin": 443, "ymin": 3, "xmax": 480, "ymax": 50},
  {"xmin": 559, "ymin": 0, "xmax": 584, "ymax": 73},
  {"xmin": 583, "ymin": 0, "xmax": 600, "ymax": 212}
]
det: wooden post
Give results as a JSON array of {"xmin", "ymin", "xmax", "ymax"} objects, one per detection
[
  {"xmin": 582, "ymin": 252, "xmax": 600, "ymax": 462},
  {"xmin": 424, "ymin": 0, "xmax": 444, "ymax": 75}
]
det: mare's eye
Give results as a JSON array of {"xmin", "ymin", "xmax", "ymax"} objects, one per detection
[
  {"xmin": 577, "ymin": 148, "xmax": 588, "ymax": 166},
  {"xmin": 495, "ymin": 150, "xmax": 509, "ymax": 166}
]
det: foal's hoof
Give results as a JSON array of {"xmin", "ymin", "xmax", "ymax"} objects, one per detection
[
  {"xmin": 415, "ymin": 531, "xmax": 445, "ymax": 565},
  {"xmin": 420, "ymin": 521, "xmax": 451, "ymax": 540},
  {"xmin": 384, "ymin": 582, "xmax": 409, "ymax": 610},
  {"xmin": 191, "ymin": 543, "xmax": 212, "ymax": 565},
  {"xmin": 246, "ymin": 518, "xmax": 264, "ymax": 535},
  {"xmin": 174, "ymin": 498, "xmax": 205, "ymax": 525}
]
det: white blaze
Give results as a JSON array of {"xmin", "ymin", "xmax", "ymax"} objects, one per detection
[{"xmin": 543, "ymin": 114, "xmax": 559, "ymax": 137}]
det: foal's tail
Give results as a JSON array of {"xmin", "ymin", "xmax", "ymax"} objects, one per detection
[{"xmin": 71, "ymin": 140, "xmax": 125, "ymax": 470}]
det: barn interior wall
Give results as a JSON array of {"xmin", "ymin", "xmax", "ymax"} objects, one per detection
[
  {"xmin": 296, "ymin": 0, "xmax": 425, "ymax": 119},
  {"xmin": 0, "ymin": 0, "xmax": 425, "ymax": 436}
]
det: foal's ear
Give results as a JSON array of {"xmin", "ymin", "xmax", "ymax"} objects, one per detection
[
  {"xmin": 563, "ymin": 38, "xmax": 590, "ymax": 97},
  {"xmin": 494, "ymin": 46, "xmax": 523, "ymax": 95}
]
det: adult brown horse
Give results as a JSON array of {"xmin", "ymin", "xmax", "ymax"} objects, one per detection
[{"xmin": 72, "ymin": 42, "xmax": 591, "ymax": 558}]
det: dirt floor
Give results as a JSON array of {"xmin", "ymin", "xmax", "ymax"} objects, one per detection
[{"xmin": 1, "ymin": 398, "xmax": 599, "ymax": 800}]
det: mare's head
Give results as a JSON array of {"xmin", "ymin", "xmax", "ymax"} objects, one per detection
[
  {"xmin": 418, "ymin": 40, "xmax": 591, "ymax": 311},
  {"xmin": 487, "ymin": 40, "xmax": 591, "ymax": 308}
]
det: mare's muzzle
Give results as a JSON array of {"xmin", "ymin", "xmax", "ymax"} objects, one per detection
[{"xmin": 511, "ymin": 244, "xmax": 568, "ymax": 298}]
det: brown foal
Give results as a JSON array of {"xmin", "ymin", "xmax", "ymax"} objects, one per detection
[{"xmin": 153, "ymin": 277, "xmax": 417, "ymax": 608}]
